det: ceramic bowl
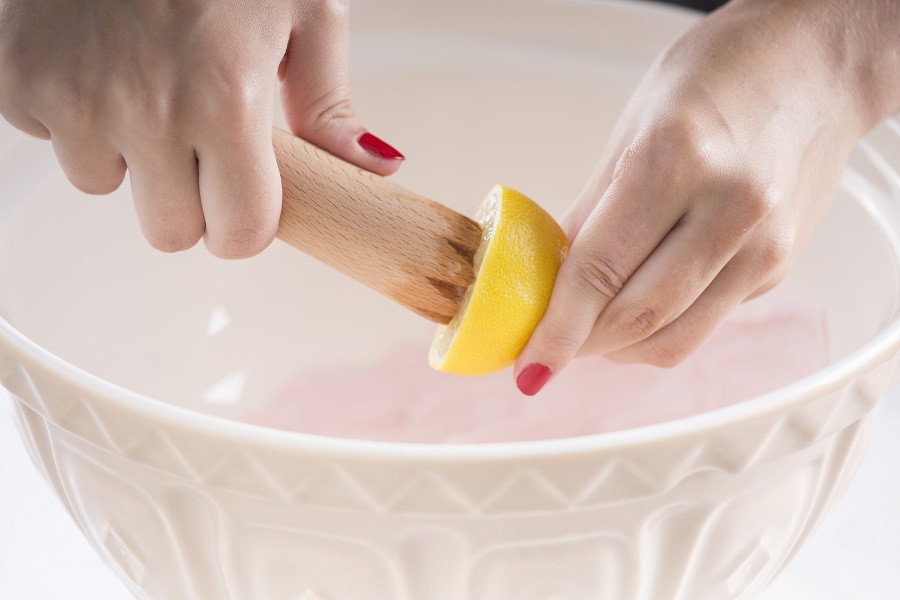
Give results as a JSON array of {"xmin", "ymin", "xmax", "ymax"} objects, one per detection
[{"xmin": 2, "ymin": 1, "xmax": 900, "ymax": 598}]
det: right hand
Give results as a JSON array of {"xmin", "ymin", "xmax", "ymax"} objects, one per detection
[
  {"xmin": 0, "ymin": 0, "xmax": 404, "ymax": 257},
  {"xmin": 515, "ymin": 0, "xmax": 900, "ymax": 394}
]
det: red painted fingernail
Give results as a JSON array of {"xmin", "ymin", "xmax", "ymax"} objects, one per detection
[
  {"xmin": 516, "ymin": 363, "xmax": 552, "ymax": 396},
  {"xmin": 357, "ymin": 132, "xmax": 405, "ymax": 160}
]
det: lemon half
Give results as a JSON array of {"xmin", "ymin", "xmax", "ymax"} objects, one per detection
[{"xmin": 429, "ymin": 185, "xmax": 569, "ymax": 375}]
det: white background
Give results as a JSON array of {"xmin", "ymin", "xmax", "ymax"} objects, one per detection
[{"xmin": 1, "ymin": 387, "xmax": 899, "ymax": 599}]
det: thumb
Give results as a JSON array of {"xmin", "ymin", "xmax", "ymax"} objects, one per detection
[{"xmin": 279, "ymin": 2, "xmax": 404, "ymax": 176}]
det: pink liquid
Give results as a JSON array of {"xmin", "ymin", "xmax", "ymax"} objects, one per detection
[{"xmin": 252, "ymin": 297, "xmax": 828, "ymax": 443}]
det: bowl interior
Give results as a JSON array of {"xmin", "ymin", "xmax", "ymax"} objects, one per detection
[{"xmin": 0, "ymin": 0, "xmax": 898, "ymax": 439}]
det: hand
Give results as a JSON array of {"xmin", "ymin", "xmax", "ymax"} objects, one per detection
[
  {"xmin": 0, "ymin": 0, "xmax": 404, "ymax": 257},
  {"xmin": 515, "ymin": 0, "xmax": 900, "ymax": 394}
]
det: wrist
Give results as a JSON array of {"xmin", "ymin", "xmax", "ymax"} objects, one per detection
[
  {"xmin": 841, "ymin": 2, "xmax": 900, "ymax": 129},
  {"xmin": 730, "ymin": 0, "xmax": 900, "ymax": 132}
]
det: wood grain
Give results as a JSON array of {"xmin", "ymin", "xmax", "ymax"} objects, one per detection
[{"xmin": 273, "ymin": 128, "xmax": 482, "ymax": 324}]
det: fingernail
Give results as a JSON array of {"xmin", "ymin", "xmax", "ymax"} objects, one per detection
[
  {"xmin": 516, "ymin": 363, "xmax": 552, "ymax": 396},
  {"xmin": 357, "ymin": 132, "xmax": 405, "ymax": 160}
]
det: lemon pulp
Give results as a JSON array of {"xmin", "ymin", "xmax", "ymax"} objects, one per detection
[{"xmin": 429, "ymin": 185, "xmax": 569, "ymax": 375}]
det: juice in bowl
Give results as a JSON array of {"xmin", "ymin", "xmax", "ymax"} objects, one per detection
[{"xmin": 253, "ymin": 291, "xmax": 830, "ymax": 444}]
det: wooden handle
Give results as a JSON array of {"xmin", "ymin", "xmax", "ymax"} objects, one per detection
[{"xmin": 273, "ymin": 128, "xmax": 482, "ymax": 324}]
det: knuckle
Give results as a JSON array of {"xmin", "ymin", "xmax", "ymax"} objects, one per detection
[
  {"xmin": 645, "ymin": 337, "xmax": 689, "ymax": 368},
  {"xmin": 118, "ymin": 87, "xmax": 177, "ymax": 138},
  {"xmin": 208, "ymin": 222, "xmax": 274, "ymax": 259},
  {"xmin": 65, "ymin": 168, "xmax": 122, "ymax": 196},
  {"xmin": 651, "ymin": 119, "xmax": 706, "ymax": 174},
  {"xmin": 615, "ymin": 306, "xmax": 664, "ymax": 339},
  {"xmin": 574, "ymin": 252, "xmax": 627, "ymax": 302},
  {"xmin": 220, "ymin": 85, "xmax": 260, "ymax": 128},
  {"xmin": 305, "ymin": 91, "xmax": 356, "ymax": 133},
  {"xmin": 756, "ymin": 232, "xmax": 794, "ymax": 272},
  {"xmin": 615, "ymin": 119, "xmax": 708, "ymax": 188},
  {"xmin": 542, "ymin": 328, "xmax": 584, "ymax": 355},
  {"xmin": 731, "ymin": 177, "xmax": 779, "ymax": 226},
  {"xmin": 611, "ymin": 143, "xmax": 640, "ymax": 181},
  {"xmin": 0, "ymin": 102, "xmax": 47, "ymax": 139},
  {"xmin": 316, "ymin": 0, "xmax": 350, "ymax": 20},
  {"xmin": 53, "ymin": 81, "xmax": 101, "ymax": 126},
  {"xmin": 195, "ymin": 65, "xmax": 266, "ymax": 128},
  {"xmin": 655, "ymin": 118, "xmax": 703, "ymax": 154},
  {"xmin": 230, "ymin": 77, "xmax": 265, "ymax": 114},
  {"xmin": 66, "ymin": 174, "xmax": 99, "ymax": 195}
]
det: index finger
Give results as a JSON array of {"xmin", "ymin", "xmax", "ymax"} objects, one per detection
[{"xmin": 513, "ymin": 156, "xmax": 687, "ymax": 393}]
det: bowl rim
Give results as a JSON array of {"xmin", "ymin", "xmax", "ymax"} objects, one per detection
[
  {"xmin": 2, "ymin": 297, "xmax": 899, "ymax": 462},
  {"xmin": 1, "ymin": 0, "xmax": 900, "ymax": 463}
]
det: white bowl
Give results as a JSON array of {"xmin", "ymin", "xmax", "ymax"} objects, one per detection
[{"xmin": 2, "ymin": 1, "xmax": 900, "ymax": 598}]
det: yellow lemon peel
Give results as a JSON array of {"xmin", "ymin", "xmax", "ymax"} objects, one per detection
[{"xmin": 429, "ymin": 185, "xmax": 569, "ymax": 375}]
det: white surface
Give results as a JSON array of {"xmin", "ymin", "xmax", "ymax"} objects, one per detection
[{"xmin": 1, "ymin": 388, "xmax": 898, "ymax": 599}]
